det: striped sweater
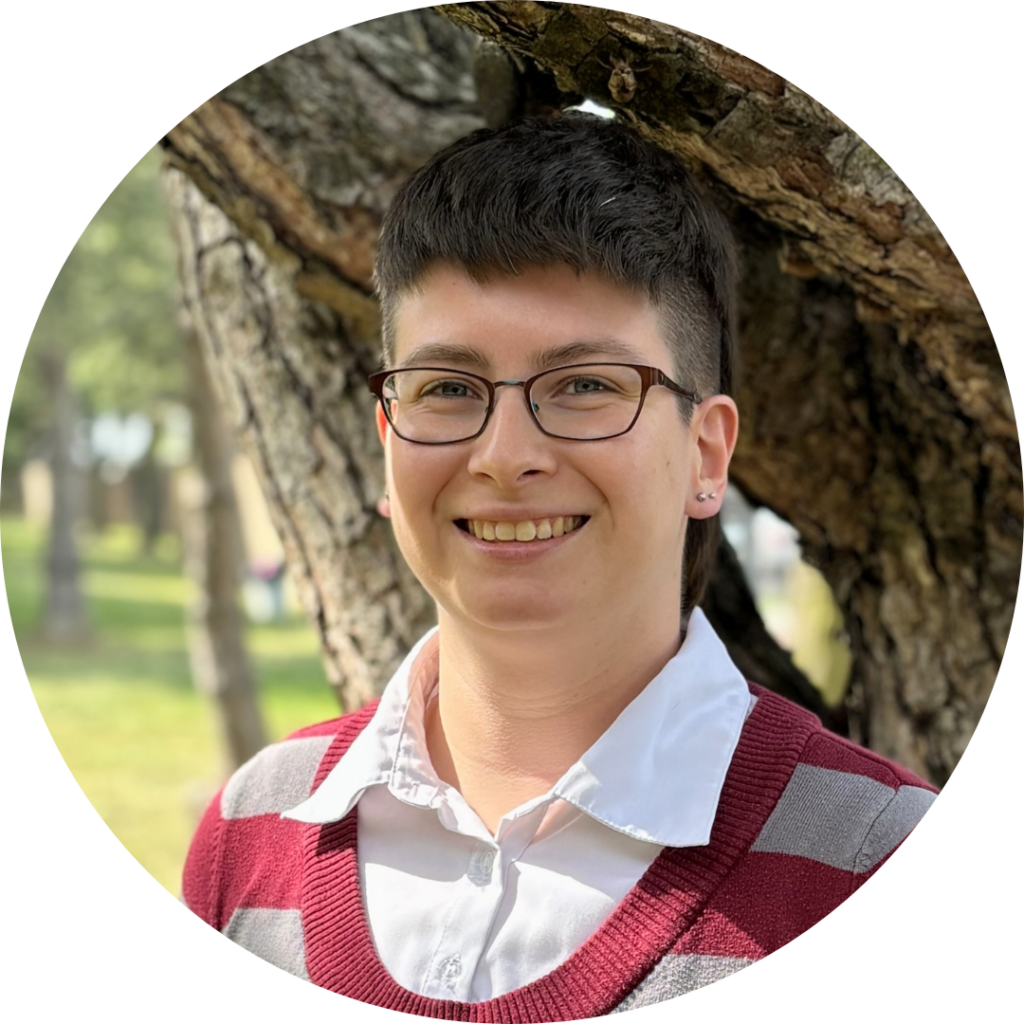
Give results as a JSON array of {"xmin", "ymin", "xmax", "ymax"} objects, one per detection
[{"xmin": 183, "ymin": 684, "xmax": 937, "ymax": 1018}]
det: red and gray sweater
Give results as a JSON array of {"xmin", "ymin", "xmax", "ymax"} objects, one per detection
[{"xmin": 183, "ymin": 684, "xmax": 937, "ymax": 1019}]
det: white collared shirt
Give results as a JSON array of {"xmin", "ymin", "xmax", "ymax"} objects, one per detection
[{"xmin": 284, "ymin": 608, "xmax": 751, "ymax": 1002}]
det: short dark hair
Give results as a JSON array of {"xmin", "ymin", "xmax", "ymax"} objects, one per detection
[{"xmin": 374, "ymin": 113, "xmax": 738, "ymax": 617}]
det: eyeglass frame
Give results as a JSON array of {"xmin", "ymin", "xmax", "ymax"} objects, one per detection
[{"xmin": 367, "ymin": 362, "xmax": 703, "ymax": 445}]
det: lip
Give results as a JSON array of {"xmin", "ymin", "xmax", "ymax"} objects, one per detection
[{"xmin": 452, "ymin": 516, "xmax": 589, "ymax": 559}]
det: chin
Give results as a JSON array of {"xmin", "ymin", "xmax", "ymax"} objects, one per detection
[{"xmin": 445, "ymin": 586, "xmax": 573, "ymax": 634}]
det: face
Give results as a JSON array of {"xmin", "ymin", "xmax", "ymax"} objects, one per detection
[{"xmin": 379, "ymin": 263, "xmax": 737, "ymax": 638}]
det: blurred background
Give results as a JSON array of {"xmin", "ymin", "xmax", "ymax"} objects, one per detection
[{"xmin": 1, "ymin": 144, "xmax": 850, "ymax": 896}]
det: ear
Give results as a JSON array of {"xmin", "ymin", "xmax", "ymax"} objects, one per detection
[
  {"xmin": 684, "ymin": 396, "xmax": 739, "ymax": 519},
  {"xmin": 374, "ymin": 405, "xmax": 392, "ymax": 518}
]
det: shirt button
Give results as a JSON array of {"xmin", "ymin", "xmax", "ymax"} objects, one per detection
[
  {"xmin": 468, "ymin": 847, "xmax": 496, "ymax": 885},
  {"xmin": 438, "ymin": 955, "xmax": 462, "ymax": 990}
]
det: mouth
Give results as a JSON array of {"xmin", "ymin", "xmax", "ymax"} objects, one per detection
[{"xmin": 454, "ymin": 515, "xmax": 590, "ymax": 543}]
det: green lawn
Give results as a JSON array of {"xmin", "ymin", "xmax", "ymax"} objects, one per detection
[{"xmin": 1, "ymin": 516, "xmax": 340, "ymax": 895}]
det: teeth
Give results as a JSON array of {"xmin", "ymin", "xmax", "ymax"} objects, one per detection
[
  {"xmin": 515, "ymin": 521, "xmax": 537, "ymax": 541},
  {"xmin": 465, "ymin": 516, "xmax": 585, "ymax": 543}
]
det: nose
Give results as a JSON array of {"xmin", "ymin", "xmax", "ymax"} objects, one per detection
[{"xmin": 466, "ymin": 383, "xmax": 557, "ymax": 486}]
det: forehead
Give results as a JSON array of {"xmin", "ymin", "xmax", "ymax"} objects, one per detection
[{"xmin": 389, "ymin": 263, "xmax": 676, "ymax": 372}]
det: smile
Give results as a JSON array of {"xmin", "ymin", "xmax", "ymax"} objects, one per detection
[{"xmin": 455, "ymin": 516, "xmax": 589, "ymax": 543}]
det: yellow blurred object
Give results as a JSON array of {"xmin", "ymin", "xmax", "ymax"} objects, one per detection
[
  {"xmin": 20, "ymin": 459, "xmax": 53, "ymax": 526},
  {"xmin": 755, "ymin": 560, "xmax": 851, "ymax": 709},
  {"xmin": 231, "ymin": 454, "xmax": 286, "ymax": 568},
  {"xmin": 787, "ymin": 561, "xmax": 851, "ymax": 708}
]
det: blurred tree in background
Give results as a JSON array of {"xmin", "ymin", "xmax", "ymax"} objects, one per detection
[
  {"xmin": 6, "ymin": 146, "xmax": 266, "ymax": 772},
  {"xmin": 4, "ymin": 150, "xmax": 182, "ymax": 484},
  {"xmin": 5, "ymin": 149, "xmax": 183, "ymax": 641}
]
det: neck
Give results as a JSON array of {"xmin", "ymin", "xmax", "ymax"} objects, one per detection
[{"xmin": 425, "ymin": 599, "xmax": 683, "ymax": 834}]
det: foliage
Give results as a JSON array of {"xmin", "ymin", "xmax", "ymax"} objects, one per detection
[
  {"xmin": 4, "ymin": 147, "xmax": 182, "ymax": 487},
  {"xmin": 2, "ymin": 516, "xmax": 338, "ymax": 893}
]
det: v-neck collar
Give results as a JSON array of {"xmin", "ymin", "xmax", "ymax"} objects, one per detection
[{"xmin": 297, "ymin": 685, "xmax": 818, "ymax": 1021}]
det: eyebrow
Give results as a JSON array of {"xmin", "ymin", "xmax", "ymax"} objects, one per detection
[{"xmin": 397, "ymin": 338, "xmax": 650, "ymax": 372}]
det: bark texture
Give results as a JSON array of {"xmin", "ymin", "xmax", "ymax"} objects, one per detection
[
  {"xmin": 178, "ymin": 317, "xmax": 268, "ymax": 770},
  {"xmin": 163, "ymin": 12, "xmax": 482, "ymax": 710},
  {"xmin": 161, "ymin": 6, "xmax": 1020, "ymax": 785},
  {"xmin": 437, "ymin": 3, "xmax": 1020, "ymax": 783}
]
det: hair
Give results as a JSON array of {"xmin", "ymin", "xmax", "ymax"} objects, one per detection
[{"xmin": 374, "ymin": 113, "xmax": 738, "ymax": 619}]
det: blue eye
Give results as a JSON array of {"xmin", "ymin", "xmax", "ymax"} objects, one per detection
[{"xmin": 419, "ymin": 379, "xmax": 485, "ymax": 400}]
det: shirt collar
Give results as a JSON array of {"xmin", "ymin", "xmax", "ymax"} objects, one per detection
[{"xmin": 283, "ymin": 609, "xmax": 751, "ymax": 848}]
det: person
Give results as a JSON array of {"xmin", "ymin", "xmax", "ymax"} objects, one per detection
[{"xmin": 182, "ymin": 114, "xmax": 937, "ymax": 1019}]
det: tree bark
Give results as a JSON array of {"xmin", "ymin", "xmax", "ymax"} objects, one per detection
[
  {"xmin": 163, "ymin": 12, "xmax": 481, "ymax": 712},
  {"xmin": 435, "ymin": 3, "xmax": 1020, "ymax": 783},
  {"xmin": 39, "ymin": 348, "xmax": 89, "ymax": 644},
  {"xmin": 178, "ymin": 315, "xmax": 268, "ymax": 770},
  {"xmin": 161, "ymin": 7, "xmax": 1020, "ymax": 785}
]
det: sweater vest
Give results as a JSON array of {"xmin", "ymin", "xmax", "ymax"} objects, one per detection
[{"xmin": 182, "ymin": 684, "xmax": 937, "ymax": 1019}]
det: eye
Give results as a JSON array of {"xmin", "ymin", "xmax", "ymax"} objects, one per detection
[
  {"xmin": 419, "ymin": 378, "xmax": 486, "ymax": 400},
  {"xmin": 562, "ymin": 375, "xmax": 612, "ymax": 394}
]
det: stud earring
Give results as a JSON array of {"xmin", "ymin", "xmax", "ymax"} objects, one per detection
[{"xmin": 696, "ymin": 491, "xmax": 717, "ymax": 503}]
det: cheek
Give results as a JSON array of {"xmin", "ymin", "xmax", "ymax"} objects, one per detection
[
  {"xmin": 609, "ymin": 441, "xmax": 691, "ymax": 536},
  {"xmin": 389, "ymin": 447, "xmax": 458, "ymax": 521}
]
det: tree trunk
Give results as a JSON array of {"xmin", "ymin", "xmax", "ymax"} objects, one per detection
[
  {"xmin": 436, "ymin": 3, "xmax": 1020, "ymax": 784},
  {"xmin": 130, "ymin": 432, "xmax": 168, "ymax": 556},
  {"xmin": 178, "ymin": 315, "xmax": 268, "ymax": 770},
  {"xmin": 39, "ymin": 348, "xmax": 89, "ymax": 644},
  {"xmin": 162, "ymin": 11, "xmax": 483, "ymax": 712},
  {"xmin": 161, "ymin": 7, "xmax": 1019, "ymax": 785}
]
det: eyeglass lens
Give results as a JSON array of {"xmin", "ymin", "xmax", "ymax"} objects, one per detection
[{"xmin": 382, "ymin": 364, "xmax": 646, "ymax": 442}]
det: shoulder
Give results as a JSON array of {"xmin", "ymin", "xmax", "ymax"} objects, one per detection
[
  {"xmin": 750, "ymin": 690, "xmax": 938, "ymax": 880},
  {"xmin": 182, "ymin": 701, "xmax": 379, "ymax": 925},
  {"xmin": 219, "ymin": 700, "xmax": 381, "ymax": 819}
]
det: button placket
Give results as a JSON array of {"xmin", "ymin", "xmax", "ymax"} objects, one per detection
[
  {"xmin": 420, "ymin": 841, "xmax": 505, "ymax": 1001},
  {"xmin": 436, "ymin": 953, "xmax": 463, "ymax": 993}
]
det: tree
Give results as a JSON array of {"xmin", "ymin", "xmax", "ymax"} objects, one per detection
[
  {"xmin": 175, "ymin": 306, "xmax": 268, "ymax": 769},
  {"xmin": 162, "ymin": 6, "xmax": 1020, "ymax": 786},
  {"xmin": 13, "ymin": 146, "xmax": 267, "ymax": 769},
  {"xmin": 35, "ymin": 348, "xmax": 89, "ymax": 642},
  {"xmin": 9, "ymin": 147, "xmax": 183, "ymax": 640}
]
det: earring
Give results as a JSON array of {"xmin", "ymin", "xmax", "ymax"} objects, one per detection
[{"xmin": 696, "ymin": 491, "xmax": 717, "ymax": 503}]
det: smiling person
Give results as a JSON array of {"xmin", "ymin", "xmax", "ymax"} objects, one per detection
[{"xmin": 182, "ymin": 115, "xmax": 937, "ymax": 1019}]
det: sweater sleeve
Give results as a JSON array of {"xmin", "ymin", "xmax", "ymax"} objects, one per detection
[
  {"xmin": 181, "ymin": 787, "xmax": 225, "ymax": 928},
  {"xmin": 851, "ymin": 767, "xmax": 938, "ymax": 891}
]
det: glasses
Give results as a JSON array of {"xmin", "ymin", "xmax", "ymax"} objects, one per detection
[{"xmin": 367, "ymin": 363, "xmax": 701, "ymax": 444}]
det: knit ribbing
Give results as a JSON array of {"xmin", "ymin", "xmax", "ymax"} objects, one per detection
[
  {"xmin": 183, "ymin": 682, "xmax": 936, "ymax": 1019},
  {"xmin": 299, "ymin": 685, "xmax": 819, "ymax": 1021}
]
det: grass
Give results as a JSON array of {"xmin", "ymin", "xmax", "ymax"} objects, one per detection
[{"xmin": 1, "ymin": 516, "xmax": 340, "ymax": 895}]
